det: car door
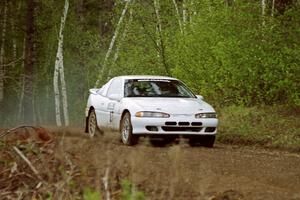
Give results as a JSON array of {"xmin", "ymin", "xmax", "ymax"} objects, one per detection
[
  {"xmin": 92, "ymin": 82, "xmax": 111, "ymax": 128},
  {"xmin": 105, "ymin": 77, "xmax": 123, "ymax": 130}
]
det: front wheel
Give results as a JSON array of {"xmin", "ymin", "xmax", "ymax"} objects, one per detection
[
  {"xmin": 120, "ymin": 112, "xmax": 138, "ymax": 145},
  {"xmin": 201, "ymin": 135, "xmax": 215, "ymax": 147}
]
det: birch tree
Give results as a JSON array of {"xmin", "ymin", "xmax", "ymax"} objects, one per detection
[
  {"xmin": 154, "ymin": 0, "xmax": 162, "ymax": 58},
  {"xmin": 0, "ymin": 0, "xmax": 7, "ymax": 102},
  {"xmin": 182, "ymin": 0, "xmax": 187, "ymax": 30},
  {"xmin": 95, "ymin": 0, "xmax": 131, "ymax": 87},
  {"xmin": 271, "ymin": 0, "xmax": 275, "ymax": 16},
  {"xmin": 53, "ymin": 0, "xmax": 69, "ymax": 126},
  {"xmin": 172, "ymin": 0, "xmax": 183, "ymax": 34},
  {"xmin": 107, "ymin": 8, "xmax": 134, "ymax": 79},
  {"xmin": 262, "ymin": 0, "xmax": 266, "ymax": 26},
  {"xmin": 113, "ymin": 9, "xmax": 133, "ymax": 63}
]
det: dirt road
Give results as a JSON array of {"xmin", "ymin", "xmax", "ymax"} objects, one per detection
[{"xmin": 53, "ymin": 128, "xmax": 300, "ymax": 200}]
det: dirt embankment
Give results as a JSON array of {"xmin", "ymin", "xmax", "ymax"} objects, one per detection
[{"xmin": 1, "ymin": 126, "xmax": 300, "ymax": 200}]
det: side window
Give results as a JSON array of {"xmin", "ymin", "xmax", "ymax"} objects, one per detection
[
  {"xmin": 97, "ymin": 82, "xmax": 109, "ymax": 96},
  {"xmin": 106, "ymin": 78, "xmax": 122, "ymax": 97}
]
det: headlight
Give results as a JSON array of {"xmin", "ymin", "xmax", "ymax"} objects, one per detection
[
  {"xmin": 135, "ymin": 111, "xmax": 170, "ymax": 118},
  {"xmin": 195, "ymin": 113, "xmax": 217, "ymax": 118}
]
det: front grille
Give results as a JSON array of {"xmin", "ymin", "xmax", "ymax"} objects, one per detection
[
  {"xmin": 178, "ymin": 122, "xmax": 190, "ymax": 126},
  {"xmin": 191, "ymin": 122, "xmax": 202, "ymax": 126},
  {"xmin": 162, "ymin": 126, "xmax": 202, "ymax": 132},
  {"xmin": 165, "ymin": 121, "xmax": 177, "ymax": 126}
]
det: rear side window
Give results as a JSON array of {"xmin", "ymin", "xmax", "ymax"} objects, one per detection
[
  {"xmin": 107, "ymin": 78, "xmax": 122, "ymax": 97},
  {"xmin": 98, "ymin": 83, "xmax": 109, "ymax": 96}
]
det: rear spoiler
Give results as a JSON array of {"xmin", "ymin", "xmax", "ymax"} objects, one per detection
[{"xmin": 89, "ymin": 88, "xmax": 98, "ymax": 95}]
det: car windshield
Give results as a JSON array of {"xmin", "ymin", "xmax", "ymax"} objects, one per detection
[{"xmin": 124, "ymin": 79, "xmax": 195, "ymax": 98}]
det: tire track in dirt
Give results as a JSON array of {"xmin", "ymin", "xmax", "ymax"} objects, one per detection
[{"xmin": 53, "ymin": 127, "xmax": 300, "ymax": 200}]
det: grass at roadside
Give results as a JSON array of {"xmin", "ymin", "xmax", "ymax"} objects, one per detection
[{"xmin": 217, "ymin": 105, "xmax": 300, "ymax": 151}]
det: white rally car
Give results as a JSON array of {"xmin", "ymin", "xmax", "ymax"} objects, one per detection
[{"xmin": 85, "ymin": 76, "xmax": 218, "ymax": 147}]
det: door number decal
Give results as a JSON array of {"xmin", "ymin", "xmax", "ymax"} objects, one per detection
[
  {"xmin": 107, "ymin": 102, "xmax": 115, "ymax": 110},
  {"xmin": 109, "ymin": 111, "xmax": 113, "ymax": 122}
]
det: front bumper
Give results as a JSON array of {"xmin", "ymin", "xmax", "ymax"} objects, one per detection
[{"xmin": 131, "ymin": 115, "xmax": 218, "ymax": 135}]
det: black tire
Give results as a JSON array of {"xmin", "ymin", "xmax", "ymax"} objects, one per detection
[
  {"xmin": 87, "ymin": 110, "xmax": 101, "ymax": 138},
  {"xmin": 120, "ymin": 112, "xmax": 138, "ymax": 145},
  {"xmin": 201, "ymin": 135, "xmax": 215, "ymax": 147},
  {"xmin": 188, "ymin": 135, "xmax": 215, "ymax": 148}
]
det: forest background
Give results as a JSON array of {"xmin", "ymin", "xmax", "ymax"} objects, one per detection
[{"xmin": 0, "ymin": 0, "xmax": 299, "ymax": 148}]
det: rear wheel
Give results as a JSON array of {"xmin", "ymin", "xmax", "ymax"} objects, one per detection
[
  {"xmin": 120, "ymin": 112, "xmax": 138, "ymax": 145},
  {"xmin": 88, "ymin": 110, "xmax": 101, "ymax": 138}
]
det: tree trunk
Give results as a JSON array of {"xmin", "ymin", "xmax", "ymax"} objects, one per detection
[
  {"xmin": 172, "ymin": 0, "xmax": 183, "ymax": 34},
  {"xmin": 182, "ymin": 0, "xmax": 187, "ymax": 30},
  {"xmin": 95, "ymin": 0, "xmax": 131, "ymax": 87},
  {"xmin": 10, "ymin": 1, "xmax": 17, "ymax": 69},
  {"xmin": 154, "ymin": 0, "xmax": 162, "ymax": 58},
  {"xmin": 154, "ymin": 0, "xmax": 169, "ymax": 75},
  {"xmin": 271, "ymin": 0, "xmax": 275, "ymax": 16},
  {"xmin": 59, "ymin": 59, "xmax": 69, "ymax": 126},
  {"xmin": 59, "ymin": 0, "xmax": 69, "ymax": 126},
  {"xmin": 108, "ymin": 8, "xmax": 134, "ymax": 80},
  {"xmin": 0, "ymin": 0, "xmax": 7, "ymax": 103},
  {"xmin": 18, "ymin": 39, "xmax": 26, "ymax": 122},
  {"xmin": 53, "ymin": 56, "xmax": 61, "ymax": 126},
  {"xmin": 262, "ymin": 0, "xmax": 266, "ymax": 26},
  {"xmin": 53, "ymin": 0, "xmax": 69, "ymax": 126},
  {"xmin": 18, "ymin": 75, "xmax": 25, "ymax": 121},
  {"xmin": 113, "ymin": 9, "xmax": 133, "ymax": 62},
  {"xmin": 76, "ymin": 0, "xmax": 84, "ymax": 25},
  {"xmin": 23, "ymin": 0, "xmax": 35, "ymax": 124}
]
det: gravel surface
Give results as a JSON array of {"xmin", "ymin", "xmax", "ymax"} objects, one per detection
[{"xmin": 55, "ymin": 127, "xmax": 300, "ymax": 200}]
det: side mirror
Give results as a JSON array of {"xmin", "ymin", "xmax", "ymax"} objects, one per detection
[
  {"xmin": 89, "ymin": 88, "xmax": 98, "ymax": 95},
  {"xmin": 196, "ymin": 95, "xmax": 204, "ymax": 100},
  {"xmin": 108, "ymin": 93, "xmax": 122, "ymax": 101}
]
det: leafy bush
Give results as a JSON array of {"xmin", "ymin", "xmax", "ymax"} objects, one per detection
[
  {"xmin": 121, "ymin": 180, "xmax": 145, "ymax": 200},
  {"xmin": 83, "ymin": 187, "xmax": 101, "ymax": 200}
]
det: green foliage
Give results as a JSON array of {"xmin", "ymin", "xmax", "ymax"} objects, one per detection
[
  {"xmin": 1, "ymin": 0, "xmax": 300, "ymax": 125},
  {"xmin": 0, "ymin": 140, "xmax": 5, "ymax": 150},
  {"xmin": 114, "ymin": 0, "xmax": 300, "ymax": 107},
  {"xmin": 121, "ymin": 180, "xmax": 145, "ymax": 200},
  {"xmin": 218, "ymin": 105, "xmax": 300, "ymax": 150},
  {"xmin": 168, "ymin": 1, "xmax": 300, "ymax": 107},
  {"xmin": 46, "ymin": 192, "xmax": 53, "ymax": 200},
  {"xmin": 83, "ymin": 187, "xmax": 101, "ymax": 200}
]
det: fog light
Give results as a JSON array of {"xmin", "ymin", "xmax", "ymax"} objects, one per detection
[
  {"xmin": 146, "ymin": 126, "xmax": 158, "ymax": 131},
  {"xmin": 205, "ymin": 127, "xmax": 216, "ymax": 132}
]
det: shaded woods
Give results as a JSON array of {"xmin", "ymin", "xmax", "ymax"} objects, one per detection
[{"xmin": 0, "ymin": 0, "xmax": 299, "ymax": 125}]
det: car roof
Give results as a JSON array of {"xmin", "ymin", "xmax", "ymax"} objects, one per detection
[{"xmin": 115, "ymin": 75, "xmax": 178, "ymax": 81}]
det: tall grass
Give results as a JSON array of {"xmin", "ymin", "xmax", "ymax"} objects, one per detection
[{"xmin": 218, "ymin": 105, "xmax": 300, "ymax": 151}]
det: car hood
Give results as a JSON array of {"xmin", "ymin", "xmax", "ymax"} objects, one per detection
[{"xmin": 125, "ymin": 97, "xmax": 215, "ymax": 115}]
